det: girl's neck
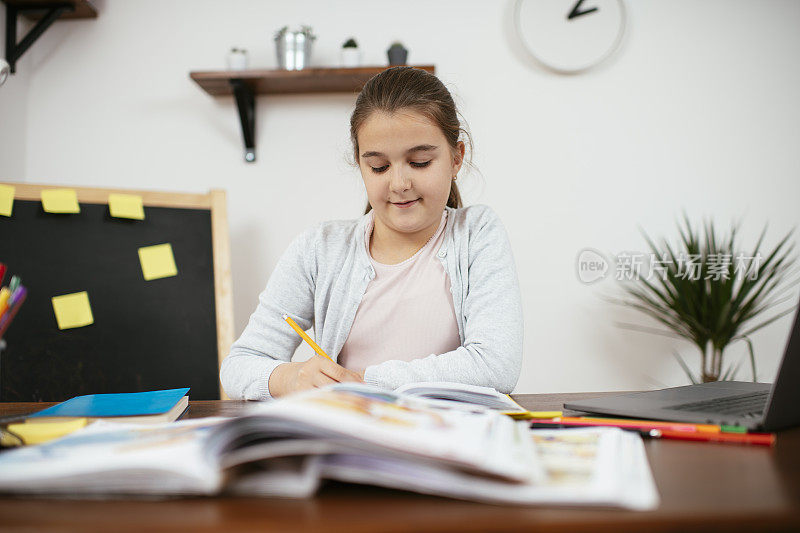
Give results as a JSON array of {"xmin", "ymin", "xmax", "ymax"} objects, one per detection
[{"xmin": 369, "ymin": 212, "xmax": 443, "ymax": 265}]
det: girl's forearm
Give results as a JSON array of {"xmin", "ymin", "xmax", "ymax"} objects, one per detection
[{"xmin": 268, "ymin": 362, "xmax": 298, "ymax": 397}]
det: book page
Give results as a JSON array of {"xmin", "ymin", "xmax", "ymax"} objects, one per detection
[
  {"xmin": 317, "ymin": 426, "xmax": 658, "ymax": 510},
  {"xmin": 239, "ymin": 383, "xmax": 542, "ymax": 483},
  {"xmin": 394, "ymin": 381, "xmax": 527, "ymax": 412}
]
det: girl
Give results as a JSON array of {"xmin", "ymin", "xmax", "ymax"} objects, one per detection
[{"xmin": 220, "ymin": 66, "xmax": 523, "ymax": 399}]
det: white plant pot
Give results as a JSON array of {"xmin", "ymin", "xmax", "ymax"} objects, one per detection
[
  {"xmin": 227, "ymin": 50, "xmax": 249, "ymax": 71},
  {"xmin": 340, "ymin": 48, "xmax": 361, "ymax": 67}
]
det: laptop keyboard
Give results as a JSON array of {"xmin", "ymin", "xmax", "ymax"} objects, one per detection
[{"xmin": 670, "ymin": 391, "xmax": 769, "ymax": 417}]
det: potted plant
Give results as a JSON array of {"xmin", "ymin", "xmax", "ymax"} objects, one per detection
[
  {"xmin": 611, "ymin": 214, "xmax": 797, "ymax": 383},
  {"xmin": 387, "ymin": 41, "xmax": 408, "ymax": 65},
  {"xmin": 341, "ymin": 37, "xmax": 361, "ymax": 67},
  {"xmin": 226, "ymin": 47, "xmax": 248, "ymax": 71}
]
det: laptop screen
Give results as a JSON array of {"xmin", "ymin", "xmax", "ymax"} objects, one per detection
[{"xmin": 762, "ymin": 302, "xmax": 800, "ymax": 431}]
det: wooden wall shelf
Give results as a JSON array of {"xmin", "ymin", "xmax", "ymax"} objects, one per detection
[
  {"xmin": 4, "ymin": 0, "xmax": 97, "ymax": 19},
  {"xmin": 189, "ymin": 65, "xmax": 436, "ymax": 162},
  {"xmin": 3, "ymin": 0, "xmax": 98, "ymax": 74},
  {"xmin": 190, "ymin": 65, "xmax": 435, "ymax": 96}
]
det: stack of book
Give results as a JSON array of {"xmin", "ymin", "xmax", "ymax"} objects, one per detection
[{"xmin": 1, "ymin": 388, "xmax": 189, "ymax": 446}]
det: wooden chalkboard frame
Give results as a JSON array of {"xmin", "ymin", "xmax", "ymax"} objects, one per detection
[{"xmin": 2, "ymin": 182, "xmax": 234, "ymax": 399}]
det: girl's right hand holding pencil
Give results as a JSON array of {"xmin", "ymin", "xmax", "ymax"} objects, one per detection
[{"xmin": 268, "ymin": 357, "xmax": 363, "ymax": 398}]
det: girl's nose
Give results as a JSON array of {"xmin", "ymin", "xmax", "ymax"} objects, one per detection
[{"xmin": 388, "ymin": 167, "xmax": 411, "ymax": 192}]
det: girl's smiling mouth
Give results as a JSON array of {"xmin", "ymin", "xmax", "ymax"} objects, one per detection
[{"xmin": 392, "ymin": 199, "xmax": 420, "ymax": 208}]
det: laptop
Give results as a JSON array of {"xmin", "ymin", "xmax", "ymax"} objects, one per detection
[{"xmin": 564, "ymin": 300, "xmax": 800, "ymax": 432}]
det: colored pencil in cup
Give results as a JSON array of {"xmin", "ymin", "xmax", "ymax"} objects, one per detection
[
  {"xmin": 282, "ymin": 314, "xmax": 333, "ymax": 361},
  {"xmin": 0, "ymin": 285, "xmax": 26, "ymax": 339},
  {"xmin": 0, "ymin": 287, "xmax": 10, "ymax": 318}
]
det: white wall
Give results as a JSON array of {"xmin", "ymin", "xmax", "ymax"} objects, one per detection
[
  {"xmin": 2, "ymin": 0, "xmax": 799, "ymax": 393},
  {"xmin": 0, "ymin": 7, "xmax": 29, "ymax": 177}
]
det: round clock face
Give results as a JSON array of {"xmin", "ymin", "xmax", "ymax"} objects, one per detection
[{"xmin": 514, "ymin": 0, "xmax": 626, "ymax": 74}]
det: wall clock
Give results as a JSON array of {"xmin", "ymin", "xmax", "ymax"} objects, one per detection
[{"xmin": 514, "ymin": 0, "xmax": 627, "ymax": 74}]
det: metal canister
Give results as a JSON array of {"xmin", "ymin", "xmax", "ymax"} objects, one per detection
[{"xmin": 274, "ymin": 25, "xmax": 316, "ymax": 70}]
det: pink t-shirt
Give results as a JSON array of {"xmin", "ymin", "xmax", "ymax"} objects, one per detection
[{"xmin": 338, "ymin": 210, "xmax": 462, "ymax": 373}]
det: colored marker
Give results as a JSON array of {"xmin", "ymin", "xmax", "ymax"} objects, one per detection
[
  {"xmin": 0, "ymin": 263, "xmax": 6, "ymax": 285},
  {"xmin": 529, "ymin": 423, "xmax": 774, "ymax": 446},
  {"xmin": 530, "ymin": 423, "xmax": 654, "ymax": 439},
  {"xmin": 567, "ymin": 416, "xmax": 721, "ymax": 433},
  {"xmin": 8, "ymin": 285, "xmax": 26, "ymax": 307},
  {"xmin": 0, "ymin": 287, "xmax": 10, "ymax": 318},
  {"xmin": 532, "ymin": 417, "xmax": 713, "ymax": 434},
  {"xmin": 649, "ymin": 429, "xmax": 775, "ymax": 447},
  {"xmin": 8, "ymin": 275, "xmax": 20, "ymax": 293}
]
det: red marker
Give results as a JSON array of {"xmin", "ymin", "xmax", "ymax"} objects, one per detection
[{"xmin": 0, "ymin": 263, "xmax": 6, "ymax": 285}]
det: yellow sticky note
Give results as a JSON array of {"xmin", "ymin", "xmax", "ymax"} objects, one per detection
[
  {"xmin": 0, "ymin": 184, "xmax": 14, "ymax": 217},
  {"xmin": 138, "ymin": 243, "xmax": 178, "ymax": 281},
  {"xmin": 108, "ymin": 193, "xmax": 145, "ymax": 220},
  {"xmin": 3, "ymin": 418, "xmax": 88, "ymax": 446},
  {"xmin": 52, "ymin": 291, "xmax": 94, "ymax": 330},
  {"xmin": 41, "ymin": 188, "xmax": 80, "ymax": 214}
]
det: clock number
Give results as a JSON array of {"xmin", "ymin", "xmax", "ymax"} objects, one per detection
[{"xmin": 567, "ymin": 0, "xmax": 599, "ymax": 20}]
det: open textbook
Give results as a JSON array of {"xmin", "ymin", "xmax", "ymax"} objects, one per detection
[{"xmin": 0, "ymin": 383, "xmax": 659, "ymax": 510}]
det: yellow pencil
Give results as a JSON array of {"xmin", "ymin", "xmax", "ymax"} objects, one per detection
[{"xmin": 282, "ymin": 314, "xmax": 333, "ymax": 361}]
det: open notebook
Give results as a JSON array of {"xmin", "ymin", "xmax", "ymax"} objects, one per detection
[{"xmin": 394, "ymin": 382, "xmax": 528, "ymax": 415}]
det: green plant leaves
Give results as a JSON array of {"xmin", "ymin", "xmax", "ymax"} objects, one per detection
[{"xmin": 616, "ymin": 213, "xmax": 797, "ymax": 383}]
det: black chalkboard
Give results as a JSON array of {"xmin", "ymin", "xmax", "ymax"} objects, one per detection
[{"xmin": 0, "ymin": 199, "xmax": 221, "ymax": 401}]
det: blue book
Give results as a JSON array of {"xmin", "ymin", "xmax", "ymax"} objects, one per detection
[{"xmin": 28, "ymin": 388, "xmax": 190, "ymax": 424}]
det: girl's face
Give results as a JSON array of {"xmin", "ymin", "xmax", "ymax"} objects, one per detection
[{"xmin": 357, "ymin": 110, "xmax": 464, "ymax": 243}]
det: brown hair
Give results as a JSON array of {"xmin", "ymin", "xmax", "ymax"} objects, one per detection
[{"xmin": 349, "ymin": 66, "xmax": 474, "ymax": 214}]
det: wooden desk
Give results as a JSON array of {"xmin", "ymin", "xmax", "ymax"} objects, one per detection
[{"xmin": 2, "ymin": 393, "xmax": 800, "ymax": 533}]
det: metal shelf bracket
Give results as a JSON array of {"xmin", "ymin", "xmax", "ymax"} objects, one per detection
[
  {"xmin": 230, "ymin": 78, "xmax": 256, "ymax": 163},
  {"xmin": 4, "ymin": 2, "xmax": 75, "ymax": 73}
]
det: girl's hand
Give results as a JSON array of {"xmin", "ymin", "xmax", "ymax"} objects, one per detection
[{"xmin": 268, "ymin": 356, "xmax": 363, "ymax": 397}]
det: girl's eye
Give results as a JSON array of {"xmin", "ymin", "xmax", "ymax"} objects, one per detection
[{"xmin": 369, "ymin": 161, "xmax": 431, "ymax": 174}]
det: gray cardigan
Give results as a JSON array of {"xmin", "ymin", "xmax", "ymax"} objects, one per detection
[{"xmin": 220, "ymin": 204, "xmax": 524, "ymax": 399}]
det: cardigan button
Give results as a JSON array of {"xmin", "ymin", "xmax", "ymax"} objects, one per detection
[{"xmin": 438, "ymin": 250, "xmax": 446, "ymax": 257}]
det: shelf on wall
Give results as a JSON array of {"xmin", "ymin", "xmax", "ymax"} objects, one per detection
[
  {"xmin": 4, "ymin": 0, "xmax": 97, "ymax": 19},
  {"xmin": 3, "ymin": 0, "xmax": 98, "ymax": 74},
  {"xmin": 189, "ymin": 65, "xmax": 436, "ymax": 163}
]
